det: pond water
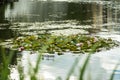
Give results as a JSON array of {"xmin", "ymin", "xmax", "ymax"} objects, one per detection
[
  {"xmin": 0, "ymin": 0, "xmax": 120, "ymax": 80},
  {"xmin": 0, "ymin": 0, "xmax": 120, "ymax": 39}
]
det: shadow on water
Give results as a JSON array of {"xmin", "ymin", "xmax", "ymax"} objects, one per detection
[{"xmin": 0, "ymin": 28, "xmax": 17, "ymax": 40}]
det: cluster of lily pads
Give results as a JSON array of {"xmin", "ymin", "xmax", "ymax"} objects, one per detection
[{"xmin": 12, "ymin": 34, "xmax": 119, "ymax": 54}]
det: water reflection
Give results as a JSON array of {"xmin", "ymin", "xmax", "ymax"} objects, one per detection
[
  {"xmin": 0, "ymin": 3, "xmax": 15, "ymax": 39},
  {"xmin": 4, "ymin": 0, "xmax": 120, "ymax": 25},
  {"xmin": 0, "ymin": 4, "xmax": 6, "ymax": 23},
  {"xmin": 4, "ymin": 1, "xmax": 99, "ymax": 24},
  {"xmin": 5, "ymin": 1, "xmax": 68, "ymax": 22},
  {"xmin": 0, "ymin": 0, "xmax": 120, "ymax": 39}
]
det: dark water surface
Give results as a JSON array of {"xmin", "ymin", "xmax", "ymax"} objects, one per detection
[{"xmin": 0, "ymin": 0, "xmax": 120, "ymax": 39}]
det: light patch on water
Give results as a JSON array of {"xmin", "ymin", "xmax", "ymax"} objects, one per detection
[
  {"xmin": 42, "ymin": 71, "xmax": 55, "ymax": 80},
  {"xmin": 95, "ymin": 33, "xmax": 120, "ymax": 42},
  {"xmin": 9, "ymin": 20, "xmax": 94, "ymax": 36},
  {"xmin": 10, "ymin": 45, "xmax": 120, "ymax": 80},
  {"xmin": 49, "ymin": 29, "xmax": 89, "ymax": 36}
]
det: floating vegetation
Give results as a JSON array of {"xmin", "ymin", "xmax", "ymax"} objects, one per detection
[{"xmin": 12, "ymin": 33, "xmax": 119, "ymax": 54}]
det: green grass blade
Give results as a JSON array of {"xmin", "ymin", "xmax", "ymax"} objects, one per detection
[
  {"xmin": 34, "ymin": 53, "xmax": 42, "ymax": 74},
  {"xmin": 0, "ymin": 47, "xmax": 10, "ymax": 80},
  {"xmin": 66, "ymin": 57, "xmax": 79, "ymax": 80},
  {"xmin": 18, "ymin": 65, "xmax": 24, "ymax": 80},
  {"xmin": 79, "ymin": 54, "xmax": 91, "ymax": 80},
  {"xmin": 110, "ymin": 62, "xmax": 120, "ymax": 80},
  {"xmin": 8, "ymin": 50, "xmax": 17, "ymax": 65}
]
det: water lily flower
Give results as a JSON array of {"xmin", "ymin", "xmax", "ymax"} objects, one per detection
[
  {"xmin": 87, "ymin": 41, "xmax": 91, "ymax": 47},
  {"xmin": 18, "ymin": 46, "xmax": 24, "ymax": 51},
  {"xmin": 16, "ymin": 37, "xmax": 24, "ymax": 41},
  {"xmin": 76, "ymin": 43, "xmax": 83, "ymax": 47},
  {"xmin": 93, "ymin": 37, "xmax": 98, "ymax": 43}
]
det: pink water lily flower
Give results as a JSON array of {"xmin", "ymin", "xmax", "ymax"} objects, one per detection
[{"xmin": 18, "ymin": 46, "xmax": 24, "ymax": 51}]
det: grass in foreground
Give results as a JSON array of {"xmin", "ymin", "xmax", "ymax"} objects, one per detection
[{"xmin": 0, "ymin": 46, "xmax": 119, "ymax": 80}]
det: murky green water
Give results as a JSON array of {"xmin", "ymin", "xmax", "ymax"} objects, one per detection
[{"xmin": 0, "ymin": 0, "xmax": 120, "ymax": 39}]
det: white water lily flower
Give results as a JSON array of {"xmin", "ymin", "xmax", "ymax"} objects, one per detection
[
  {"xmin": 93, "ymin": 37, "xmax": 99, "ymax": 43},
  {"xmin": 87, "ymin": 41, "xmax": 91, "ymax": 47},
  {"xmin": 76, "ymin": 43, "xmax": 83, "ymax": 47},
  {"xmin": 16, "ymin": 37, "xmax": 24, "ymax": 41}
]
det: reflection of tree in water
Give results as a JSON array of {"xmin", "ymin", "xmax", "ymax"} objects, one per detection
[
  {"xmin": 66, "ymin": 2, "xmax": 93, "ymax": 25},
  {"xmin": 0, "ymin": 4, "xmax": 6, "ymax": 23},
  {"xmin": 0, "ymin": 0, "xmax": 18, "ymax": 3},
  {"xmin": 0, "ymin": 3, "xmax": 18, "ymax": 40},
  {"xmin": 0, "ymin": 1, "xmax": 15, "ymax": 23}
]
